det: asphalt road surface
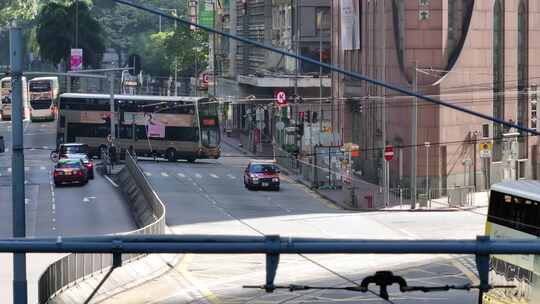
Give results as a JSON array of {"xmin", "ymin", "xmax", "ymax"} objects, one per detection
[
  {"xmin": 100, "ymin": 143, "xmax": 487, "ymax": 304},
  {"xmin": 0, "ymin": 118, "xmax": 136, "ymax": 303}
]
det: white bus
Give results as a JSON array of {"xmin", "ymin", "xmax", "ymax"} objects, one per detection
[
  {"xmin": 484, "ymin": 180, "xmax": 540, "ymax": 304},
  {"xmin": 28, "ymin": 77, "xmax": 59, "ymax": 121},
  {"xmin": 1, "ymin": 76, "xmax": 29, "ymax": 121},
  {"xmin": 57, "ymin": 93, "xmax": 221, "ymax": 162}
]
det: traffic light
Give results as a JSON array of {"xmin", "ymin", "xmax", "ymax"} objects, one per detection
[
  {"xmin": 298, "ymin": 111, "xmax": 305, "ymax": 122},
  {"xmin": 306, "ymin": 110, "xmax": 311, "ymax": 123},
  {"xmin": 128, "ymin": 54, "xmax": 141, "ymax": 76}
]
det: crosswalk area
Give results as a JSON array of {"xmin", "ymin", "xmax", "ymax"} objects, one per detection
[
  {"xmin": 0, "ymin": 165, "xmax": 51, "ymax": 177},
  {"xmin": 144, "ymin": 170, "xmax": 241, "ymax": 181}
]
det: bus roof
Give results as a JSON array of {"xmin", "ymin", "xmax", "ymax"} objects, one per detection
[
  {"xmin": 59, "ymin": 93, "xmax": 207, "ymax": 103},
  {"xmin": 29, "ymin": 77, "xmax": 58, "ymax": 82},
  {"xmin": 491, "ymin": 180, "xmax": 540, "ymax": 201}
]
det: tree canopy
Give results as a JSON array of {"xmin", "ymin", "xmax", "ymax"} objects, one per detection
[{"xmin": 36, "ymin": 1, "xmax": 105, "ymax": 69}]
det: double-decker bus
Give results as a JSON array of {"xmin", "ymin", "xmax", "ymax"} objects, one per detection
[
  {"xmin": 1, "ymin": 76, "xmax": 28, "ymax": 120},
  {"xmin": 57, "ymin": 93, "xmax": 220, "ymax": 162},
  {"xmin": 485, "ymin": 180, "xmax": 540, "ymax": 303},
  {"xmin": 28, "ymin": 77, "xmax": 59, "ymax": 121}
]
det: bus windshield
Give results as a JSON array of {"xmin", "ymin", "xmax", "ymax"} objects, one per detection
[
  {"xmin": 201, "ymin": 128, "xmax": 219, "ymax": 148},
  {"xmin": 29, "ymin": 81, "xmax": 51, "ymax": 92},
  {"xmin": 30, "ymin": 99, "xmax": 52, "ymax": 109}
]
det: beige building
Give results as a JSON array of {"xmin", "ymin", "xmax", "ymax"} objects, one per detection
[{"xmin": 332, "ymin": 0, "xmax": 540, "ymax": 193}]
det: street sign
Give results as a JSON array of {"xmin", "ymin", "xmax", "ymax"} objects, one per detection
[
  {"xmin": 70, "ymin": 48, "xmax": 83, "ymax": 71},
  {"xmin": 479, "ymin": 142, "xmax": 492, "ymax": 158},
  {"xmin": 384, "ymin": 145, "xmax": 394, "ymax": 161},
  {"xmin": 275, "ymin": 91, "xmax": 287, "ymax": 106}
]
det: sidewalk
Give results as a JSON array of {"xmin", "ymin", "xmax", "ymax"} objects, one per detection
[{"xmin": 221, "ymin": 130, "xmax": 488, "ymax": 212}]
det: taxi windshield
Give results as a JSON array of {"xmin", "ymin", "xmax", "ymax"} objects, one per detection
[
  {"xmin": 57, "ymin": 161, "xmax": 81, "ymax": 169},
  {"xmin": 250, "ymin": 164, "xmax": 277, "ymax": 173}
]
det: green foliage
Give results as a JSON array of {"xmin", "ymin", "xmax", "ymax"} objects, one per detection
[{"xmin": 36, "ymin": 1, "xmax": 105, "ymax": 69}]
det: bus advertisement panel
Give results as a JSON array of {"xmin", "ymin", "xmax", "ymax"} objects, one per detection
[{"xmin": 57, "ymin": 93, "xmax": 220, "ymax": 162}]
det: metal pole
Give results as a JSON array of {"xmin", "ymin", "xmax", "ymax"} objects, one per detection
[
  {"xmin": 411, "ymin": 61, "xmax": 418, "ymax": 209},
  {"xmin": 473, "ymin": 132, "xmax": 477, "ymax": 191},
  {"xmin": 174, "ymin": 59, "xmax": 178, "ymax": 96},
  {"xmin": 425, "ymin": 142, "xmax": 430, "ymax": 206},
  {"xmin": 381, "ymin": 0, "xmax": 388, "ymax": 206},
  {"xmin": 318, "ymin": 10, "xmax": 323, "ymax": 147},
  {"xmin": 109, "ymin": 74, "xmax": 115, "ymax": 142},
  {"xmin": 10, "ymin": 24, "xmax": 28, "ymax": 304}
]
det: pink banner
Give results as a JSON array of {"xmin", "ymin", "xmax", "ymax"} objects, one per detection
[{"xmin": 147, "ymin": 120, "xmax": 165, "ymax": 138}]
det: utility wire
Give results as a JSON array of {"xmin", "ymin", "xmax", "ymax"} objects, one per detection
[{"xmin": 111, "ymin": 0, "xmax": 539, "ymax": 137}]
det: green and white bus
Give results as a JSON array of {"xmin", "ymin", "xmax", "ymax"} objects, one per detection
[
  {"xmin": 57, "ymin": 93, "xmax": 220, "ymax": 162},
  {"xmin": 1, "ymin": 76, "xmax": 29, "ymax": 120},
  {"xmin": 28, "ymin": 76, "xmax": 60, "ymax": 121},
  {"xmin": 485, "ymin": 180, "xmax": 540, "ymax": 304}
]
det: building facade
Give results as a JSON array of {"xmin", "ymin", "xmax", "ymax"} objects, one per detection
[
  {"xmin": 332, "ymin": 0, "xmax": 540, "ymax": 194},
  {"xmin": 215, "ymin": 0, "xmax": 332, "ymax": 155}
]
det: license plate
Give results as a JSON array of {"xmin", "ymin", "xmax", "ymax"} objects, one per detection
[
  {"xmin": 65, "ymin": 171, "xmax": 71, "ymax": 175},
  {"xmin": 262, "ymin": 182, "xmax": 269, "ymax": 187}
]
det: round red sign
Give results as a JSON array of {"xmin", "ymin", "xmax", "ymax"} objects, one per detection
[
  {"xmin": 384, "ymin": 145, "xmax": 394, "ymax": 161},
  {"xmin": 275, "ymin": 91, "xmax": 287, "ymax": 105}
]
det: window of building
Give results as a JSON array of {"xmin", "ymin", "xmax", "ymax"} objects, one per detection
[
  {"xmin": 315, "ymin": 7, "xmax": 330, "ymax": 32},
  {"xmin": 482, "ymin": 124, "xmax": 489, "ymax": 138},
  {"xmin": 517, "ymin": 0, "xmax": 529, "ymax": 159},
  {"xmin": 492, "ymin": 0, "xmax": 505, "ymax": 162}
]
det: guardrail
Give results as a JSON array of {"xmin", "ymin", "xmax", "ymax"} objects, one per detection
[{"xmin": 38, "ymin": 152, "xmax": 166, "ymax": 303}]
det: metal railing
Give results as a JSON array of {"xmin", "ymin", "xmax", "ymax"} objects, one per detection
[{"xmin": 38, "ymin": 152, "xmax": 166, "ymax": 303}]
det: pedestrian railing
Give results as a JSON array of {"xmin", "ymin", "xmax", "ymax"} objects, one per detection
[{"xmin": 38, "ymin": 152, "xmax": 166, "ymax": 303}]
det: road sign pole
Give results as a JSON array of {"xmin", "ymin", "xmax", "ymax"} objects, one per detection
[{"xmin": 10, "ymin": 24, "xmax": 28, "ymax": 304}]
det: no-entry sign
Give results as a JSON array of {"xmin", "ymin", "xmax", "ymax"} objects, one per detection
[{"xmin": 384, "ymin": 145, "xmax": 394, "ymax": 161}]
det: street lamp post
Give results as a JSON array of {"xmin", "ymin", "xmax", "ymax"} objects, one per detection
[{"xmin": 425, "ymin": 141, "xmax": 430, "ymax": 206}]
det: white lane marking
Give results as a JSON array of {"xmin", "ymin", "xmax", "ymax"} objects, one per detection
[
  {"xmin": 145, "ymin": 172, "xmax": 152, "ymax": 177},
  {"xmin": 210, "ymin": 173, "xmax": 219, "ymax": 179},
  {"xmin": 52, "ymin": 218, "xmax": 56, "ymax": 222},
  {"xmin": 4, "ymin": 148, "xmax": 8, "ymax": 153},
  {"xmin": 7, "ymin": 168, "xmax": 11, "ymax": 173},
  {"xmin": 52, "ymin": 204, "xmax": 55, "ymax": 211},
  {"xmin": 161, "ymin": 172, "xmax": 169, "ymax": 177},
  {"xmin": 42, "ymin": 146, "xmax": 49, "ymax": 149},
  {"xmin": 227, "ymin": 174, "xmax": 236, "ymax": 179},
  {"xmin": 83, "ymin": 196, "xmax": 96, "ymax": 203},
  {"xmin": 177, "ymin": 173, "xmax": 186, "ymax": 178},
  {"xmin": 194, "ymin": 173, "xmax": 202, "ymax": 179},
  {"xmin": 24, "ymin": 167, "xmax": 30, "ymax": 171},
  {"xmin": 30, "ymin": 148, "xmax": 35, "ymax": 152},
  {"xmin": 24, "ymin": 199, "xmax": 30, "ymax": 205},
  {"xmin": 40, "ymin": 166, "xmax": 46, "ymax": 170},
  {"xmin": 104, "ymin": 175, "xmax": 119, "ymax": 188},
  {"xmin": 192, "ymin": 182, "xmax": 198, "ymax": 187}
]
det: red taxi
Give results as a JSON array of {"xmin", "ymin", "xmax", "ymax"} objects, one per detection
[
  {"xmin": 243, "ymin": 160, "xmax": 280, "ymax": 191},
  {"xmin": 53, "ymin": 158, "xmax": 89, "ymax": 186}
]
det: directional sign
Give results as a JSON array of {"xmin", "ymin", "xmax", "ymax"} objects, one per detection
[
  {"xmin": 384, "ymin": 145, "xmax": 394, "ymax": 161},
  {"xmin": 275, "ymin": 91, "xmax": 287, "ymax": 106}
]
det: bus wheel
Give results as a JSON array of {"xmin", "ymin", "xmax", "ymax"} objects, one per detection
[{"xmin": 166, "ymin": 149, "xmax": 177, "ymax": 162}]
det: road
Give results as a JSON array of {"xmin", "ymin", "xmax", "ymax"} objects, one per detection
[
  {"xmin": 101, "ymin": 143, "xmax": 487, "ymax": 304},
  {"xmin": 0, "ymin": 119, "xmax": 137, "ymax": 303}
]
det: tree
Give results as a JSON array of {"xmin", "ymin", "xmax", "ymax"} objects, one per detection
[
  {"xmin": 36, "ymin": 1, "xmax": 105, "ymax": 69},
  {"xmin": 165, "ymin": 27, "xmax": 209, "ymax": 76}
]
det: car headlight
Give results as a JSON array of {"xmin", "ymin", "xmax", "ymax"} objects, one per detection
[{"xmin": 272, "ymin": 177, "xmax": 279, "ymax": 182}]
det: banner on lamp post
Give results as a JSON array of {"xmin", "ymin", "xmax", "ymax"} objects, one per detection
[{"xmin": 70, "ymin": 48, "xmax": 83, "ymax": 71}]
